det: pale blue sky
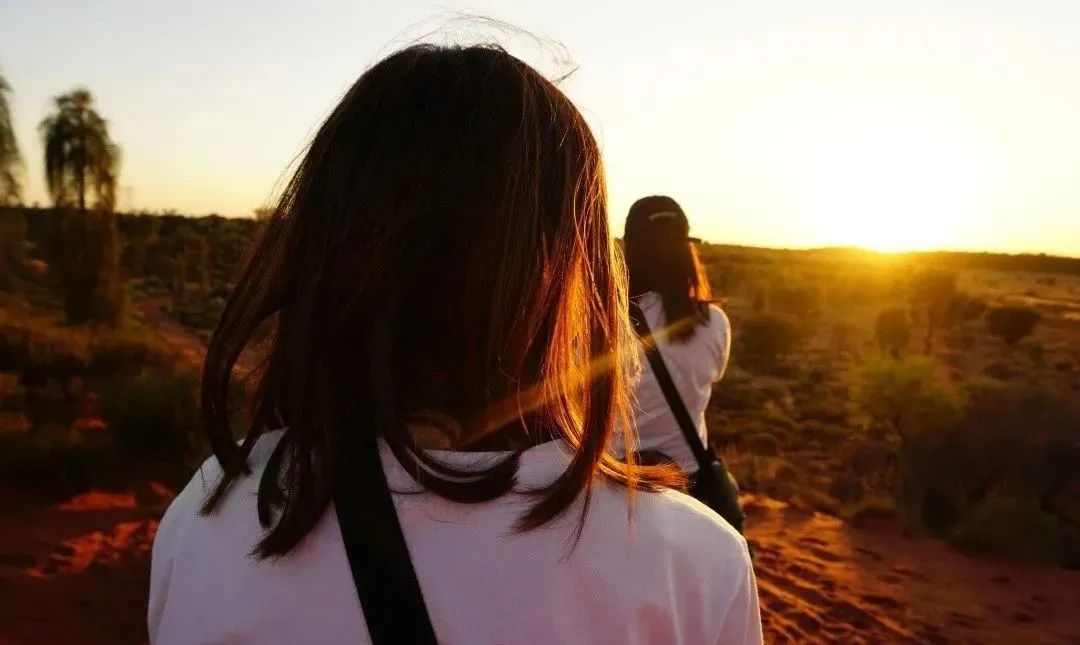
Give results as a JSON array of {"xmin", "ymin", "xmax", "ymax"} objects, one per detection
[{"xmin": 2, "ymin": 1, "xmax": 1080, "ymax": 255}]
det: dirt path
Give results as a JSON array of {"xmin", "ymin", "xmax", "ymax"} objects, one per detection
[
  {"xmin": 0, "ymin": 484, "xmax": 172, "ymax": 645},
  {"xmin": 136, "ymin": 297, "xmax": 210, "ymax": 369},
  {"xmin": 745, "ymin": 495, "xmax": 1080, "ymax": 644}
]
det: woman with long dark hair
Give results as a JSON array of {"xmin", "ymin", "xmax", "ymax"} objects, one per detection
[
  {"xmin": 149, "ymin": 45, "xmax": 760, "ymax": 644},
  {"xmin": 623, "ymin": 196, "xmax": 743, "ymax": 531}
]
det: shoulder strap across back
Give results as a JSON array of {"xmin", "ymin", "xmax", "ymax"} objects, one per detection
[
  {"xmin": 333, "ymin": 433, "xmax": 439, "ymax": 644},
  {"xmin": 628, "ymin": 301, "xmax": 716, "ymax": 473}
]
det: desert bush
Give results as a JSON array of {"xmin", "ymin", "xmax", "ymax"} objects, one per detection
[
  {"xmin": 0, "ymin": 210, "xmax": 29, "ymax": 288},
  {"xmin": 738, "ymin": 312, "xmax": 801, "ymax": 370},
  {"xmin": 874, "ymin": 308, "xmax": 910, "ymax": 357},
  {"xmin": 790, "ymin": 487, "xmax": 840, "ymax": 514},
  {"xmin": 840, "ymin": 495, "xmax": 898, "ymax": 524},
  {"xmin": 1020, "ymin": 340, "xmax": 1045, "ymax": 365},
  {"xmin": 770, "ymin": 282, "xmax": 821, "ymax": 318},
  {"xmin": 729, "ymin": 454, "xmax": 799, "ymax": 499},
  {"xmin": 963, "ymin": 296, "xmax": 987, "ymax": 320},
  {"xmin": 0, "ymin": 324, "xmax": 88, "ymax": 385},
  {"xmin": 0, "ymin": 430, "xmax": 119, "ymax": 495},
  {"xmin": 99, "ymin": 371, "xmax": 199, "ymax": 461},
  {"xmin": 798, "ymin": 397, "xmax": 848, "ymax": 424},
  {"xmin": 711, "ymin": 369, "xmax": 764, "ymax": 411},
  {"xmin": 872, "ymin": 376, "xmax": 1080, "ymax": 551},
  {"xmin": 798, "ymin": 420, "xmax": 851, "ymax": 444},
  {"xmin": 828, "ymin": 472, "xmax": 864, "ymax": 503},
  {"xmin": 951, "ymin": 495, "xmax": 1063, "ymax": 563},
  {"xmin": 986, "ymin": 305, "xmax": 1041, "ymax": 345},
  {"xmin": 0, "ymin": 317, "xmax": 174, "ymax": 384},
  {"xmin": 743, "ymin": 432, "xmax": 781, "ymax": 456},
  {"xmin": 173, "ymin": 298, "xmax": 226, "ymax": 330},
  {"xmin": 852, "ymin": 356, "xmax": 968, "ymax": 526},
  {"xmin": 952, "ymin": 379, "xmax": 1079, "ymax": 503},
  {"xmin": 909, "ymin": 268, "xmax": 958, "ymax": 353},
  {"xmin": 852, "ymin": 356, "xmax": 965, "ymax": 442},
  {"xmin": 88, "ymin": 331, "xmax": 176, "ymax": 376},
  {"xmin": 711, "ymin": 381, "xmax": 763, "ymax": 411}
]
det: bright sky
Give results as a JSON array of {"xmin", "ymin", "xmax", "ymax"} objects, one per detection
[{"xmin": 2, "ymin": 1, "xmax": 1079, "ymax": 256}]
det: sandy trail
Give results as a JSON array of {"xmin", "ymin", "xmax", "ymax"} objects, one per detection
[
  {"xmin": 745, "ymin": 494, "xmax": 1080, "ymax": 644},
  {"xmin": 0, "ymin": 484, "xmax": 170, "ymax": 645}
]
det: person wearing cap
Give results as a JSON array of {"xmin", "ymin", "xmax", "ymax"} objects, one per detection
[{"xmin": 623, "ymin": 195, "xmax": 744, "ymax": 533}]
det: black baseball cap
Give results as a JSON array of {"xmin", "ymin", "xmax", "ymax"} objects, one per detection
[{"xmin": 624, "ymin": 195, "xmax": 700, "ymax": 242}]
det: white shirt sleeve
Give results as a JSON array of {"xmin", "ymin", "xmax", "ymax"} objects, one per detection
[
  {"xmin": 708, "ymin": 305, "xmax": 732, "ymax": 383},
  {"xmin": 148, "ymin": 458, "xmax": 221, "ymax": 643},
  {"xmin": 715, "ymin": 553, "xmax": 764, "ymax": 644}
]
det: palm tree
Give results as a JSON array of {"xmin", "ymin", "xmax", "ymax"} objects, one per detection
[
  {"xmin": 39, "ymin": 88, "xmax": 124, "ymax": 325},
  {"xmin": 0, "ymin": 73, "xmax": 23, "ymax": 205},
  {"xmin": 39, "ymin": 88, "xmax": 120, "ymax": 213}
]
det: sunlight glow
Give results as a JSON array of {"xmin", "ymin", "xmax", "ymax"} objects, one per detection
[{"xmin": 731, "ymin": 87, "xmax": 1002, "ymax": 252}]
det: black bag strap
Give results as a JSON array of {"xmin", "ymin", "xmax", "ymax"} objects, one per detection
[
  {"xmin": 334, "ymin": 433, "xmax": 438, "ymax": 644},
  {"xmin": 629, "ymin": 301, "xmax": 716, "ymax": 475}
]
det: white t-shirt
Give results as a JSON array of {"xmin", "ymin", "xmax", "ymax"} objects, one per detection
[
  {"xmin": 149, "ymin": 429, "xmax": 761, "ymax": 644},
  {"xmin": 631, "ymin": 292, "xmax": 731, "ymax": 475}
]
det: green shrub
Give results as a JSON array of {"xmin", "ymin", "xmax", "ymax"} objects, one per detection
[
  {"xmin": 791, "ymin": 488, "xmax": 839, "ymax": 514},
  {"xmin": 728, "ymin": 454, "xmax": 799, "ymax": 498},
  {"xmin": 770, "ymin": 283, "xmax": 821, "ymax": 318},
  {"xmin": 840, "ymin": 495, "xmax": 898, "ymax": 524},
  {"xmin": 798, "ymin": 420, "xmax": 852, "ymax": 444},
  {"xmin": 100, "ymin": 372, "xmax": 198, "ymax": 461},
  {"xmin": 852, "ymin": 355, "xmax": 965, "ymax": 442},
  {"xmin": 798, "ymin": 397, "xmax": 848, "ymax": 424},
  {"xmin": 88, "ymin": 331, "xmax": 176, "ymax": 376},
  {"xmin": 0, "ymin": 432, "xmax": 119, "ymax": 495},
  {"xmin": 743, "ymin": 432, "xmax": 781, "ymax": 456},
  {"xmin": 738, "ymin": 313, "xmax": 801, "ymax": 369},
  {"xmin": 952, "ymin": 495, "xmax": 1063, "ymax": 564},
  {"xmin": 711, "ymin": 376, "xmax": 764, "ymax": 411}
]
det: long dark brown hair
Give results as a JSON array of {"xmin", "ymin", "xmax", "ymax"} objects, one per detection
[
  {"xmin": 624, "ymin": 196, "xmax": 713, "ymax": 342},
  {"xmin": 200, "ymin": 44, "xmax": 679, "ymax": 558}
]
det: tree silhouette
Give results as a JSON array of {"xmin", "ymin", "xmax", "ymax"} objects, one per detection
[
  {"xmin": 39, "ymin": 88, "xmax": 124, "ymax": 324},
  {"xmin": 0, "ymin": 73, "xmax": 23, "ymax": 205},
  {"xmin": 910, "ymin": 268, "xmax": 957, "ymax": 354},
  {"xmin": 874, "ymin": 308, "xmax": 910, "ymax": 358},
  {"xmin": 39, "ymin": 88, "xmax": 119, "ymax": 212}
]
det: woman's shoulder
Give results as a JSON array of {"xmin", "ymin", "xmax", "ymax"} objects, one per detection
[
  {"xmin": 586, "ymin": 483, "xmax": 755, "ymax": 633},
  {"xmin": 589, "ymin": 478, "xmax": 750, "ymax": 578},
  {"xmin": 704, "ymin": 302, "xmax": 730, "ymax": 330},
  {"xmin": 154, "ymin": 430, "xmax": 286, "ymax": 552},
  {"xmin": 634, "ymin": 486, "xmax": 746, "ymax": 561},
  {"xmin": 695, "ymin": 301, "xmax": 730, "ymax": 348}
]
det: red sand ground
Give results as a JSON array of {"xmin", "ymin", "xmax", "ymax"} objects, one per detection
[
  {"xmin": 2, "ymin": 486, "xmax": 1078, "ymax": 644},
  {"xmin": 0, "ymin": 484, "xmax": 168, "ymax": 645},
  {"xmin": 744, "ymin": 494, "xmax": 1080, "ymax": 644}
]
